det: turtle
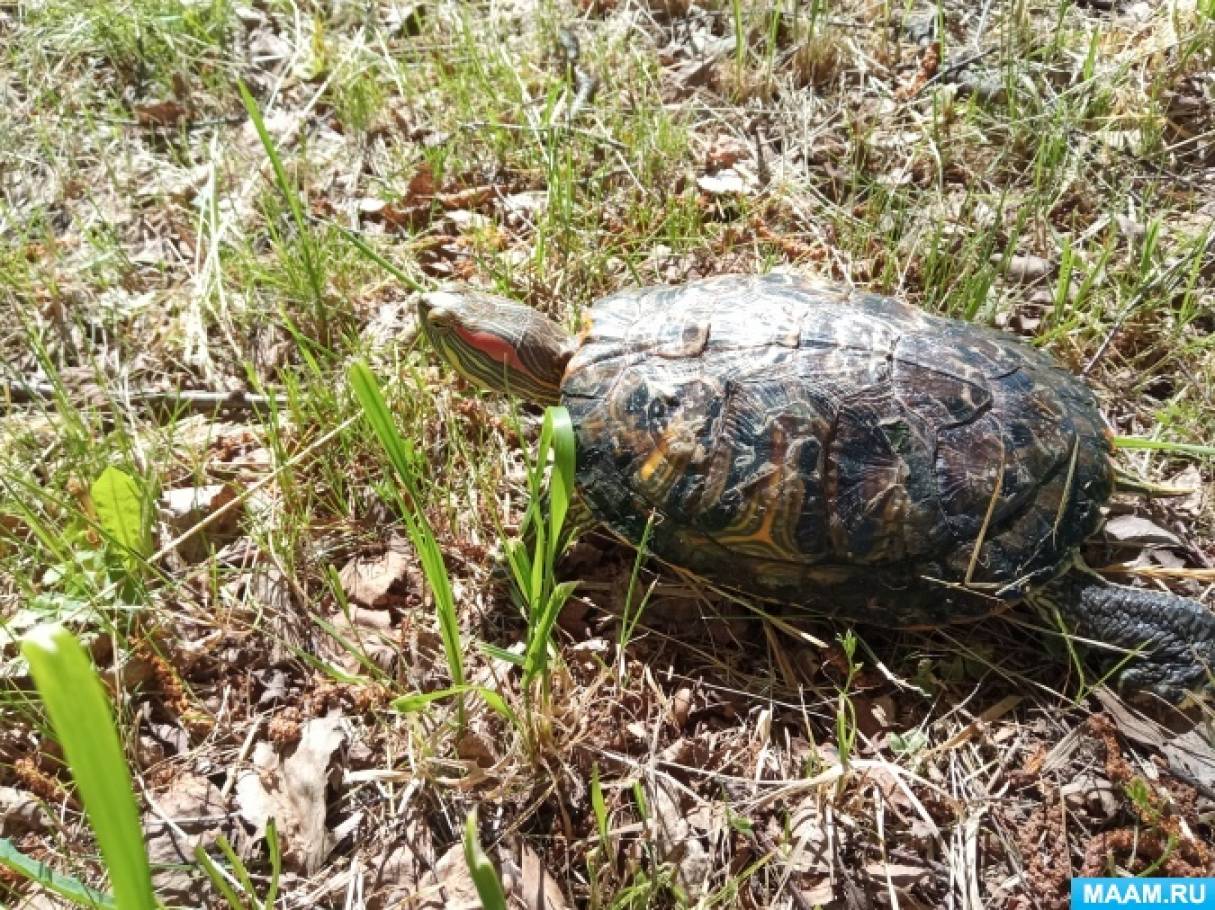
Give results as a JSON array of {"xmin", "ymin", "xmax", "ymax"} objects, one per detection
[{"xmin": 418, "ymin": 272, "xmax": 1215, "ymax": 702}]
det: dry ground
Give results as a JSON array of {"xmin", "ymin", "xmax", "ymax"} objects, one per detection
[{"xmin": 1, "ymin": 0, "xmax": 1214, "ymax": 908}]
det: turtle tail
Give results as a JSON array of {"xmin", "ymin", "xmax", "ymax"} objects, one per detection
[{"xmin": 1035, "ymin": 571, "xmax": 1215, "ymax": 703}]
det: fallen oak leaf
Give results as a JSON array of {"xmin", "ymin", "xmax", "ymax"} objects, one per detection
[{"xmin": 235, "ymin": 712, "xmax": 346, "ymax": 873}]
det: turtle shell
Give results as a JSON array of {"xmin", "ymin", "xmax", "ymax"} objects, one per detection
[{"xmin": 560, "ymin": 272, "xmax": 1114, "ymax": 625}]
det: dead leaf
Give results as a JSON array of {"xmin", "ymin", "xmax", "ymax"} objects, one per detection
[
  {"xmin": 705, "ymin": 135, "xmax": 749, "ymax": 172},
  {"xmin": 797, "ymin": 876, "xmax": 836, "ymax": 905},
  {"xmin": 863, "ymin": 860, "xmax": 931, "ymax": 889},
  {"xmin": 664, "ymin": 58, "xmax": 718, "ymax": 98},
  {"xmin": 159, "ymin": 484, "xmax": 241, "ymax": 551},
  {"xmin": 235, "ymin": 712, "xmax": 346, "ymax": 873},
  {"xmin": 1103, "ymin": 514, "xmax": 1184, "ymax": 549},
  {"xmin": 669, "ymin": 686, "xmax": 693, "ymax": 729},
  {"xmin": 498, "ymin": 191, "xmax": 547, "ymax": 224},
  {"xmin": 134, "ymin": 100, "xmax": 189, "ymax": 127},
  {"xmin": 1095, "ymin": 690, "xmax": 1215, "ymax": 791},
  {"xmin": 1167, "ymin": 464, "xmax": 1207, "ymax": 517},
  {"xmin": 455, "ymin": 731, "xmax": 498, "ymax": 768},
  {"xmin": 518, "ymin": 841, "xmax": 570, "ymax": 910},
  {"xmin": 786, "ymin": 798, "xmax": 831, "ymax": 874},
  {"xmin": 433, "ymin": 842, "xmax": 483, "ymax": 910},
  {"xmin": 144, "ymin": 773, "xmax": 228, "ymax": 904},
  {"xmin": 1062, "ymin": 772, "xmax": 1120, "ymax": 821},
  {"xmin": 647, "ymin": 777, "xmax": 712, "ymax": 895},
  {"xmin": 367, "ymin": 804, "xmax": 441, "ymax": 909},
  {"xmin": 385, "ymin": 2, "xmax": 427, "ymax": 36},
  {"xmin": 696, "ymin": 171, "xmax": 752, "ymax": 196},
  {"xmin": 339, "ymin": 535, "xmax": 414, "ymax": 608},
  {"xmin": 996, "ymin": 253, "xmax": 1055, "ymax": 284},
  {"xmin": 0, "ymin": 786, "xmax": 51, "ymax": 835}
]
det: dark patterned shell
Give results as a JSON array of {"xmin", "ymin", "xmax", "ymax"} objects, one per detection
[{"xmin": 561, "ymin": 273, "xmax": 1114, "ymax": 625}]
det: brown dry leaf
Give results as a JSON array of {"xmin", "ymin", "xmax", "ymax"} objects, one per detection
[
  {"xmin": 339, "ymin": 535, "xmax": 414, "ymax": 608},
  {"xmin": 134, "ymin": 100, "xmax": 189, "ymax": 127},
  {"xmin": 1102, "ymin": 514, "xmax": 1184, "ymax": 548},
  {"xmin": 235, "ymin": 712, "xmax": 346, "ymax": 873},
  {"xmin": 0, "ymin": 785, "xmax": 51, "ymax": 835},
  {"xmin": 326, "ymin": 605, "xmax": 398, "ymax": 673},
  {"xmin": 432, "ymin": 841, "xmax": 483, "ymax": 910},
  {"xmin": 997, "ymin": 253, "xmax": 1055, "ymax": 284},
  {"xmin": 785, "ymin": 797, "xmax": 831, "ymax": 875},
  {"xmin": 144, "ymin": 773, "xmax": 228, "ymax": 904},
  {"xmin": 863, "ymin": 860, "xmax": 931, "ymax": 889},
  {"xmin": 158, "ymin": 483, "xmax": 242, "ymax": 563},
  {"xmin": 664, "ymin": 58, "xmax": 718, "ymax": 99},
  {"xmin": 647, "ymin": 776, "xmax": 712, "ymax": 895},
  {"xmin": 705, "ymin": 135, "xmax": 749, "ymax": 172},
  {"xmin": 368, "ymin": 806, "xmax": 443, "ymax": 910},
  {"xmin": 498, "ymin": 191, "xmax": 547, "ymax": 226},
  {"xmin": 407, "ymin": 163, "xmax": 439, "ymax": 200},
  {"xmin": 518, "ymin": 841, "xmax": 571, "ymax": 910},
  {"xmin": 1167, "ymin": 464, "xmax": 1207, "ymax": 517},
  {"xmin": 1095, "ymin": 691, "xmax": 1215, "ymax": 790},
  {"xmin": 669, "ymin": 686, "xmax": 693, "ymax": 729},
  {"xmin": 1061, "ymin": 772, "xmax": 1120, "ymax": 821},
  {"xmin": 797, "ymin": 876, "xmax": 836, "ymax": 905}
]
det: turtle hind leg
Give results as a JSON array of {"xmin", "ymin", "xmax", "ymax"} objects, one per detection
[{"xmin": 1034, "ymin": 570, "xmax": 1215, "ymax": 703}]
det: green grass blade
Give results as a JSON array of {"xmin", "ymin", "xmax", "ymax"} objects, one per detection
[
  {"xmin": 393, "ymin": 685, "xmax": 517, "ymax": 727},
  {"xmin": 522, "ymin": 581, "xmax": 577, "ymax": 686},
  {"xmin": 262, "ymin": 820, "xmax": 281, "ymax": 910},
  {"xmin": 21, "ymin": 624, "xmax": 156, "ymax": 910},
  {"xmin": 350, "ymin": 361, "xmax": 466, "ymax": 722},
  {"xmin": 545, "ymin": 406, "xmax": 576, "ymax": 564},
  {"xmin": 340, "ymin": 228, "xmax": 427, "ymax": 292},
  {"xmin": 1112, "ymin": 436, "xmax": 1215, "ymax": 459},
  {"xmin": 348, "ymin": 362, "xmax": 421, "ymax": 499},
  {"xmin": 237, "ymin": 80, "xmax": 326, "ymax": 329},
  {"xmin": 590, "ymin": 763, "xmax": 609, "ymax": 848},
  {"xmin": 0, "ymin": 838, "xmax": 116, "ymax": 909},
  {"xmin": 192, "ymin": 845, "xmax": 246, "ymax": 910},
  {"xmin": 463, "ymin": 812, "xmax": 508, "ymax": 910}
]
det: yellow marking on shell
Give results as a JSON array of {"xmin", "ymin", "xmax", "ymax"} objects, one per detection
[
  {"xmin": 636, "ymin": 424, "xmax": 693, "ymax": 497},
  {"xmin": 712, "ymin": 423, "xmax": 802, "ymax": 560},
  {"xmin": 638, "ymin": 445, "xmax": 667, "ymax": 484}
]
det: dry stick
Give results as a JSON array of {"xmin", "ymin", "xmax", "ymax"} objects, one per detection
[
  {"xmin": 965, "ymin": 444, "xmax": 1006, "ymax": 587},
  {"xmin": 5, "ymin": 380, "xmax": 277, "ymax": 414}
]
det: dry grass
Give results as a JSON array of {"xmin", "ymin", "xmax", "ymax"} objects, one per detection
[{"xmin": 1, "ymin": 0, "xmax": 1214, "ymax": 907}]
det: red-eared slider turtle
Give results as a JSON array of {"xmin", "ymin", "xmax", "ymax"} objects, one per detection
[{"xmin": 419, "ymin": 272, "xmax": 1214, "ymax": 702}]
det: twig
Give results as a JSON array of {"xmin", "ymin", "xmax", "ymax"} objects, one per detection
[{"xmin": 5, "ymin": 380, "xmax": 278, "ymax": 415}]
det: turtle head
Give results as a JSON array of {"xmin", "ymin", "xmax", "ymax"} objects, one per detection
[{"xmin": 418, "ymin": 288, "xmax": 574, "ymax": 405}]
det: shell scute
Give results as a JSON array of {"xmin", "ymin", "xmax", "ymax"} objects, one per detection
[{"xmin": 560, "ymin": 274, "xmax": 1114, "ymax": 623}]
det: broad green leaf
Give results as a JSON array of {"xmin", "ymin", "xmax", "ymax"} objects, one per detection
[{"xmin": 90, "ymin": 466, "xmax": 149, "ymax": 559}]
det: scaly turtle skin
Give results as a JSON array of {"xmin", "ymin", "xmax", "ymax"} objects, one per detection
[{"xmin": 419, "ymin": 273, "xmax": 1215, "ymax": 702}]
